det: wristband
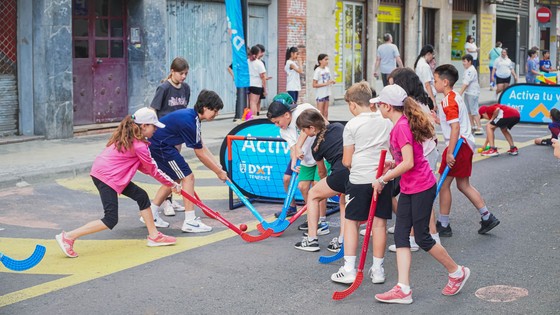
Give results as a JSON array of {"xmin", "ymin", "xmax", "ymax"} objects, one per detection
[{"xmin": 377, "ymin": 177, "xmax": 388, "ymax": 185}]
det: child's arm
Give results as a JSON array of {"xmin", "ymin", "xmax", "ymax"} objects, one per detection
[
  {"xmin": 342, "ymin": 145, "xmax": 354, "ymax": 169},
  {"xmin": 291, "ymin": 61, "xmax": 304, "ymax": 74},
  {"xmin": 293, "ymin": 131, "xmax": 309, "ymax": 162},
  {"xmin": 446, "ymin": 122, "xmax": 461, "ymax": 167},
  {"xmin": 372, "ymin": 144, "xmax": 413, "ymax": 199},
  {"xmin": 136, "ymin": 143, "xmax": 181, "ymax": 192},
  {"xmin": 194, "ymin": 146, "xmax": 228, "ymax": 181},
  {"xmin": 458, "ymin": 83, "xmax": 468, "ymax": 96},
  {"xmin": 317, "ymin": 159, "xmax": 327, "ymax": 179}
]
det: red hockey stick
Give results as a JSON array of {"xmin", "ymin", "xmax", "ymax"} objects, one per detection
[
  {"xmin": 332, "ymin": 150, "xmax": 387, "ymax": 300},
  {"xmin": 256, "ymin": 205, "xmax": 308, "ymax": 237},
  {"xmin": 180, "ymin": 190, "xmax": 273, "ymax": 242}
]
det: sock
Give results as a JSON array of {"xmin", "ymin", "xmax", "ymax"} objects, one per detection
[
  {"xmin": 338, "ymin": 235, "xmax": 344, "ymax": 244},
  {"xmin": 343, "ymin": 256, "xmax": 356, "ymax": 272},
  {"xmin": 150, "ymin": 203, "xmax": 160, "ymax": 214},
  {"xmin": 307, "ymin": 236, "xmax": 318, "ymax": 242},
  {"xmin": 409, "ymin": 236, "xmax": 418, "ymax": 247},
  {"xmin": 319, "ymin": 216, "xmax": 327, "ymax": 223},
  {"xmin": 373, "ymin": 257, "xmax": 384, "ymax": 269},
  {"xmin": 398, "ymin": 283, "xmax": 411, "ymax": 294},
  {"xmin": 184, "ymin": 210, "xmax": 196, "ymax": 221},
  {"xmin": 478, "ymin": 206, "xmax": 490, "ymax": 220},
  {"xmin": 439, "ymin": 214, "xmax": 450, "ymax": 227},
  {"xmin": 431, "ymin": 233, "xmax": 441, "ymax": 244},
  {"xmin": 449, "ymin": 266, "xmax": 464, "ymax": 278}
]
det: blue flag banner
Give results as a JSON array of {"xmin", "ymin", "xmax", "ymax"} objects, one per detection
[
  {"xmin": 226, "ymin": 0, "xmax": 250, "ymax": 88},
  {"xmin": 499, "ymin": 84, "xmax": 560, "ymax": 123}
]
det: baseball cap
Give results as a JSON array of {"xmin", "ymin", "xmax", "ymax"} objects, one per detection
[
  {"xmin": 267, "ymin": 93, "xmax": 297, "ymax": 119},
  {"xmin": 370, "ymin": 84, "xmax": 408, "ymax": 106},
  {"xmin": 132, "ymin": 108, "xmax": 165, "ymax": 128}
]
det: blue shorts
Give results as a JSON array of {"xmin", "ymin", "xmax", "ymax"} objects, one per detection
[{"xmin": 149, "ymin": 146, "xmax": 192, "ymax": 180}]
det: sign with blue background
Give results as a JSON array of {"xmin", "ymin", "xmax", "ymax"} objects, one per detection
[
  {"xmin": 225, "ymin": 0, "xmax": 250, "ymax": 88},
  {"xmin": 499, "ymin": 84, "xmax": 560, "ymax": 123}
]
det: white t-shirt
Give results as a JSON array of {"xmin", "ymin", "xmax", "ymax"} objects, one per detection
[
  {"xmin": 377, "ymin": 43, "xmax": 401, "ymax": 74},
  {"xmin": 415, "ymin": 57, "xmax": 436, "ymax": 97},
  {"xmin": 437, "ymin": 91, "xmax": 475, "ymax": 150},
  {"xmin": 284, "ymin": 60, "xmax": 301, "ymax": 92},
  {"xmin": 313, "ymin": 67, "xmax": 332, "ymax": 100},
  {"xmin": 249, "ymin": 59, "xmax": 266, "ymax": 87},
  {"xmin": 465, "ymin": 42, "xmax": 478, "ymax": 60},
  {"xmin": 493, "ymin": 57, "xmax": 514, "ymax": 79},
  {"xmin": 343, "ymin": 111, "xmax": 392, "ymax": 184},
  {"xmin": 279, "ymin": 103, "xmax": 318, "ymax": 167},
  {"xmin": 462, "ymin": 65, "xmax": 480, "ymax": 96}
]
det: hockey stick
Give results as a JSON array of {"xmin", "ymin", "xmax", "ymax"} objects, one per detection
[
  {"xmin": 333, "ymin": 150, "xmax": 387, "ymax": 300},
  {"xmin": 318, "ymin": 241, "xmax": 344, "ymax": 264},
  {"xmin": 256, "ymin": 204, "xmax": 308, "ymax": 237},
  {"xmin": 0, "ymin": 244, "xmax": 46, "ymax": 272},
  {"xmin": 436, "ymin": 137, "xmax": 464, "ymax": 196},
  {"xmin": 180, "ymin": 190, "xmax": 273, "ymax": 242}
]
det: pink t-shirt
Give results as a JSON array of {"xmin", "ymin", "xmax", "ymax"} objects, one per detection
[{"xmin": 390, "ymin": 115, "xmax": 436, "ymax": 194}]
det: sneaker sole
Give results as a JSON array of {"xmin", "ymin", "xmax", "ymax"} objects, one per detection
[
  {"xmin": 389, "ymin": 246, "xmax": 419, "ymax": 253},
  {"xmin": 478, "ymin": 220, "xmax": 500, "ymax": 234},
  {"xmin": 481, "ymin": 153, "xmax": 499, "ymax": 157},
  {"xmin": 442, "ymin": 267, "xmax": 471, "ymax": 296},
  {"xmin": 331, "ymin": 276, "xmax": 356, "ymax": 284},
  {"xmin": 147, "ymin": 240, "xmax": 176, "ymax": 247},
  {"xmin": 371, "ymin": 277, "xmax": 385, "ymax": 284},
  {"xmin": 294, "ymin": 245, "xmax": 320, "ymax": 252},
  {"xmin": 508, "ymin": 152, "xmax": 518, "ymax": 156},
  {"xmin": 163, "ymin": 211, "xmax": 176, "ymax": 216},
  {"xmin": 182, "ymin": 228, "xmax": 212, "ymax": 233},
  {"xmin": 55, "ymin": 234, "xmax": 78, "ymax": 258},
  {"xmin": 375, "ymin": 296, "xmax": 413, "ymax": 304},
  {"xmin": 155, "ymin": 222, "xmax": 170, "ymax": 228},
  {"xmin": 327, "ymin": 247, "xmax": 341, "ymax": 253}
]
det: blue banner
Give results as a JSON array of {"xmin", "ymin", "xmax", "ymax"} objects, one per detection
[
  {"xmin": 225, "ymin": 0, "xmax": 250, "ymax": 88},
  {"xmin": 498, "ymin": 84, "xmax": 560, "ymax": 123}
]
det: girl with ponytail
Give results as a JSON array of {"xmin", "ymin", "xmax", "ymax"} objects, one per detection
[{"xmin": 285, "ymin": 46, "xmax": 303, "ymax": 103}]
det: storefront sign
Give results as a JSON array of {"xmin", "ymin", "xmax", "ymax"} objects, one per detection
[
  {"xmin": 451, "ymin": 20, "xmax": 468, "ymax": 60},
  {"xmin": 479, "ymin": 14, "xmax": 494, "ymax": 74},
  {"xmin": 377, "ymin": 6, "xmax": 401, "ymax": 24},
  {"xmin": 498, "ymin": 84, "xmax": 560, "ymax": 123}
]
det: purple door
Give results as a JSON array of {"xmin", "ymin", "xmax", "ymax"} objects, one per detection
[{"xmin": 72, "ymin": 0, "xmax": 127, "ymax": 125}]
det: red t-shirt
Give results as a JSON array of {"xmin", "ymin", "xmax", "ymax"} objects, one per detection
[{"xmin": 484, "ymin": 104, "xmax": 520, "ymax": 119}]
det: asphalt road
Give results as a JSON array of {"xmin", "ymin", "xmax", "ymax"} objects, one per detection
[{"xmin": 1, "ymin": 123, "xmax": 559, "ymax": 314}]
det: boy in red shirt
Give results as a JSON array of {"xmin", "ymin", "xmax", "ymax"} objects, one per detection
[{"xmin": 478, "ymin": 104, "xmax": 520, "ymax": 156}]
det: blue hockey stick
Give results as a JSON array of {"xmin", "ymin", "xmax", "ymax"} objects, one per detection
[
  {"xmin": 0, "ymin": 244, "xmax": 46, "ymax": 271},
  {"xmin": 318, "ymin": 240, "xmax": 344, "ymax": 264},
  {"xmin": 436, "ymin": 137, "xmax": 464, "ymax": 195}
]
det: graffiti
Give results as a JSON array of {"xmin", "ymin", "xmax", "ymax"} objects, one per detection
[{"xmin": 288, "ymin": 0, "xmax": 305, "ymax": 17}]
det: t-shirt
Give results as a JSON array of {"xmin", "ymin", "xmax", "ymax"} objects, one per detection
[
  {"xmin": 415, "ymin": 57, "xmax": 436, "ymax": 97},
  {"xmin": 377, "ymin": 43, "xmax": 401, "ymax": 74},
  {"xmin": 489, "ymin": 47, "xmax": 502, "ymax": 67},
  {"xmin": 285, "ymin": 60, "xmax": 301, "ymax": 92},
  {"xmin": 390, "ymin": 115, "xmax": 436, "ymax": 194},
  {"xmin": 493, "ymin": 57, "xmax": 514, "ymax": 78},
  {"xmin": 343, "ymin": 111, "xmax": 392, "ymax": 184},
  {"xmin": 279, "ymin": 103, "xmax": 318, "ymax": 167},
  {"xmin": 482, "ymin": 104, "xmax": 520, "ymax": 120},
  {"xmin": 462, "ymin": 65, "xmax": 480, "ymax": 96},
  {"xmin": 540, "ymin": 59, "xmax": 552, "ymax": 73},
  {"xmin": 312, "ymin": 123, "xmax": 345, "ymax": 174},
  {"xmin": 249, "ymin": 59, "xmax": 266, "ymax": 87},
  {"xmin": 465, "ymin": 42, "xmax": 478, "ymax": 60},
  {"xmin": 437, "ymin": 91, "xmax": 475, "ymax": 150},
  {"xmin": 149, "ymin": 108, "xmax": 203, "ymax": 150},
  {"xmin": 313, "ymin": 67, "xmax": 332, "ymax": 99},
  {"xmin": 526, "ymin": 58, "xmax": 539, "ymax": 83},
  {"xmin": 150, "ymin": 81, "xmax": 191, "ymax": 118}
]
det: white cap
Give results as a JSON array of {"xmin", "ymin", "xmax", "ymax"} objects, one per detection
[
  {"xmin": 369, "ymin": 84, "xmax": 408, "ymax": 106},
  {"xmin": 132, "ymin": 108, "xmax": 165, "ymax": 128}
]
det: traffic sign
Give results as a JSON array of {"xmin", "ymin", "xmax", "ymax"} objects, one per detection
[{"xmin": 536, "ymin": 7, "xmax": 552, "ymax": 23}]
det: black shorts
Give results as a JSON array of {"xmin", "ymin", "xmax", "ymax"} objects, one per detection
[
  {"xmin": 326, "ymin": 169, "xmax": 350, "ymax": 194},
  {"xmin": 491, "ymin": 116, "xmax": 520, "ymax": 130},
  {"xmin": 496, "ymin": 76, "xmax": 511, "ymax": 84},
  {"xmin": 391, "ymin": 176, "xmax": 401, "ymax": 197},
  {"xmin": 249, "ymin": 86, "xmax": 263, "ymax": 95},
  {"xmin": 345, "ymin": 181, "xmax": 393, "ymax": 221}
]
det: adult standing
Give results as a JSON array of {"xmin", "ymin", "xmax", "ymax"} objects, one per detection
[
  {"xmin": 491, "ymin": 48, "xmax": 518, "ymax": 96},
  {"xmin": 488, "ymin": 41, "xmax": 502, "ymax": 90},
  {"xmin": 248, "ymin": 45, "xmax": 267, "ymax": 118},
  {"xmin": 464, "ymin": 35, "xmax": 479, "ymax": 70},
  {"xmin": 374, "ymin": 33, "xmax": 404, "ymax": 86},
  {"xmin": 414, "ymin": 44, "xmax": 437, "ymax": 107}
]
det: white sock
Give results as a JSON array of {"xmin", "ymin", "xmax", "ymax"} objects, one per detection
[
  {"xmin": 398, "ymin": 283, "xmax": 411, "ymax": 294},
  {"xmin": 343, "ymin": 256, "xmax": 356, "ymax": 272},
  {"xmin": 184, "ymin": 211, "xmax": 196, "ymax": 221},
  {"xmin": 409, "ymin": 236, "xmax": 418, "ymax": 247},
  {"xmin": 319, "ymin": 216, "xmax": 327, "ymax": 223},
  {"xmin": 373, "ymin": 257, "xmax": 384, "ymax": 269},
  {"xmin": 449, "ymin": 266, "xmax": 464, "ymax": 278},
  {"xmin": 431, "ymin": 233, "xmax": 441, "ymax": 244},
  {"xmin": 338, "ymin": 235, "xmax": 344, "ymax": 243},
  {"xmin": 150, "ymin": 203, "xmax": 159, "ymax": 215}
]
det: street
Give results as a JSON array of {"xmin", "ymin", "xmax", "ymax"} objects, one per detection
[{"xmin": 1, "ymin": 123, "xmax": 559, "ymax": 314}]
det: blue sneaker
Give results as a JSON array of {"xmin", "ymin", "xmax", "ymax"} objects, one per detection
[
  {"xmin": 303, "ymin": 221, "xmax": 330, "ymax": 236},
  {"xmin": 274, "ymin": 206, "xmax": 297, "ymax": 218}
]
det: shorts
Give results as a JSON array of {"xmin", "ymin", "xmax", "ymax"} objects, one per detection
[
  {"xmin": 345, "ymin": 181, "xmax": 393, "ymax": 221},
  {"xmin": 392, "ymin": 176, "xmax": 401, "ymax": 197},
  {"xmin": 286, "ymin": 160, "xmax": 331, "ymax": 182},
  {"xmin": 463, "ymin": 94, "xmax": 479, "ymax": 115},
  {"xmin": 496, "ymin": 76, "xmax": 511, "ymax": 84},
  {"xmin": 438, "ymin": 142, "xmax": 473, "ymax": 178},
  {"xmin": 249, "ymin": 86, "xmax": 263, "ymax": 95},
  {"xmin": 149, "ymin": 146, "xmax": 192, "ymax": 180},
  {"xmin": 316, "ymin": 96, "xmax": 330, "ymax": 103},
  {"xmin": 491, "ymin": 116, "xmax": 520, "ymax": 130},
  {"xmin": 326, "ymin": 169, "xmax": 350, "ymax": 194}
]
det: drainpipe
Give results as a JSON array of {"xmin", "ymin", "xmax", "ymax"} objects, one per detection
[{"xmin": 418, "ymin": 0, "xmax": 423, "ymax": 55}]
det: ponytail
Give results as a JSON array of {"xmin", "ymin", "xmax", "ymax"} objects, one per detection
[
  {"xmin": 107, "ymin": 115, "xmax": 146, "ymax": 152},
  {"xmin": 285, "ymin": 47, "xmax": 298, "ymax": 65},
  {"xmin": 295, "ymin": 109, "xmax": 327, "ymax": 152},
  {"xmin": 402, "ymin": 97, "xmax": 435, "ymax": 143}
]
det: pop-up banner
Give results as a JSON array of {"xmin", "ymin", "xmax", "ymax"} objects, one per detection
[{"xmin": 498, "ymin": 83, "xmax": 560, "ymax": 123}]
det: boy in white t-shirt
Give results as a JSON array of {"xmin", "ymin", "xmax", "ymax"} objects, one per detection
[{"xmin": 459, "ymin": 54, "xmax": 483, "ymax": 135}]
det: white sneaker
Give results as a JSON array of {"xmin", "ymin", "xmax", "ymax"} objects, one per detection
[
  {"xmin": 171, "ymin": 200, "xmax": 185, "ymax": 211},
  {"xmin": 368, "ymin": 266, "xmax": 386, "ymax": 284},
  {"xmin": 181, "ymin": 217, "xmax": 212, "ymax": 233},
  {"xmin": 387, "ymin": 225, "xmax": 395, "ymax": 234},
  {"xmin": 331, "ymin": 266, "xmax": 356, "ymax": 284},
  {"xmin": 359, "ymin": 228, "xmax": 372, "ymax": 236},
  {"xmin": 139, "ymin": 208, "xmax": 170, "ymax": 228},
  {"xmin": 162, "ymin": 200, "xmax": 175, "ymax": 216},
  {"xmin": 388, "ymin": 244, "xmax": 420, "ymax": 252}
]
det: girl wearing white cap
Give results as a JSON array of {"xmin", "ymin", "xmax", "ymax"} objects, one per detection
[
  {"xmin": 55, "ymin": 108, "xmax": 180, "ymax": 258},
  {"xmin": 372, "ymin": 85, "xmax": 469, "ymax": 304}
]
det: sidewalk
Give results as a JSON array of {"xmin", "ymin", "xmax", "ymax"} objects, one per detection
[{"xmin": 0, "ymin": 84, "xmax": 500, "ymax": 189}]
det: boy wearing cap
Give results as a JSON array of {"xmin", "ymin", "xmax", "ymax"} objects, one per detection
[
  {"xmin": 479, "ymin": 104, "xmax": 520, "ymax": 156},
  {"xmin": 267, "ymin": 93, "xmax": 330, "ymax": 250},
  {"xmin": 147, "ymin": 90, "xmax": 228, "ymax": 233},
  {"xmin": 433, "ymin": 65, "xmax": 500, "ymax": 237}
]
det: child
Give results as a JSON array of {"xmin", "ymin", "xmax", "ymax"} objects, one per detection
[
  {"xmin": 535, "ymin": 108, "xmax": 560, "ymax": 145},
  {"xmin": 294, "ymin": 110, "xmax": 348, "ymax": 252},
  {"xmin": 552, "ymin": 138, "xmax": 560, "ymax": 158},
  {"xmin": 267, "ymin": 93, "xmax": 329, "ymax": 234},
  {"xmin": 373, "ymin": 84, "xmax": 470, "ymax": 304},
  {"xmin": 330, "ymin": 81, "xmax": 393, "ymax": 284},
  {"xmin": 146, "ymin": 90, "xmax": 228, "ymax": 233},
  {"xmin": 150, "ymin": 57, "xmax": 191, "ymax": 216},
  {"xmin": 479, "ymin": 104, "xmax": 520, "ymax": 156},
  {"xmin": 540, "ymin": 50, "xmax": 552, "ymax": 73},
  {"xmin": 433, "ymin": 64, "xmax": 500, "ymax": 237},
  {"xmin": 55, "ymin": 108, "xmax": 180, "ymax": 258},
  {"xmin": 459, "ymin": 55, "xmax": 483, "ymax": 135},
  {"xmin": 248, "ymin": 45, "xmax": 267, "ymax": 118},
  {"xmin": 313, "ymin": 54, "xmax": 336, "ymax": 120},
  {"xmin": 285, "ymin": 46, "xmax": 303, "ymax": 103},
  {"xmin": 526, "ymin": 50, "xmax": 539, "ymax": 84}
]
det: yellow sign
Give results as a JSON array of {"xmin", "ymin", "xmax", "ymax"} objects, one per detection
[
  {"xmin": 479, "ymin": 14, "xmax": 494, "ymax": 74},
  {"xmin": 334, "ymin": 1, "xmax": 343, "ymax": 83},
  {"xmin": 451, "ymin": 20, "xmax": 468, "ymax": 60},
  {"xmin": 378, "ymin": 5, "xmax": 401, "ymax": 24}
]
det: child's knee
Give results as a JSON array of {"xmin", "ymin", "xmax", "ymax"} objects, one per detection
[
  {"xmin": 414, "ymin": 231, "xmax": 436, "ymax": 252},
  {"xmin": 101, "ymin": 216, "xmax": 118, "ymax": 230}
]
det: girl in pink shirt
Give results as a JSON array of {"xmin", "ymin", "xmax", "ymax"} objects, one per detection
[
  {"xmin": 372, "ymin": 85, "xmax": 469, "ymax": 304},
  {"xmin": 55, "ymin": 108, "xmax": 180, "ymax": 258}
]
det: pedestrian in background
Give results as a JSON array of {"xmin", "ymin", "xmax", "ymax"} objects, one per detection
[
  {"xmin": 526, "ymin": 49, "xmax": 540, "ymax": 84},
  {"xmin": 491, "ymin": 48, "xmax": 517, "ymax": 97},
  {"xmin": 313, "ymin": 54, "xmax": 335, "ymax": 120},
  {"xmin": 285, "ymin": 46, "xmax": 303, "ymax": 103},
  {"xmin": 488, "ymin": 41, "xmax": 502, "ymax": 90},
  {"xmin": 464, "ymin": 35, "xmax": 479, "ymax": 70},
  {"xmin": 540, "ymin": 50, "xmax": 552, "ymax": 73},
  {"xmin": 248, "ymin": 45, "xmax": 267, "ymax": 119},
  {"xmin": 374, "ymin": 33, "xmax": 403, "ymax": 86},
  {"xmin": 414, "ymin": 44, "xmax": 437, "ymax": 107},
  {"xmin": 459, "ymin": 54, "xmax": 483, "ymax": 135}
]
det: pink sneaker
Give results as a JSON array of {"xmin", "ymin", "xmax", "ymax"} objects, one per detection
[
  {"xmin": 55, "ymin": 231, "xmax": 78, "ymax": 258},
  {"xmin": 442, "ymin": 266, "xmax": 470, "ymax": 296},
  {"xmin": 375, "ymin": 285, "xmax": 413, "ymax": 304},
  {"xmin": 147, "ymin": 232, "xmax": 177, "ymax": 247}
]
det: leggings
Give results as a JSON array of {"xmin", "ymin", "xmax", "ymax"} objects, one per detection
[
  {"xmin": 394, "ymin": 184, "xmax": 437, "ymax": 252},
  {"xmin": 92, "ymin": 176, "xmax": 151, "ymax": 230}
]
